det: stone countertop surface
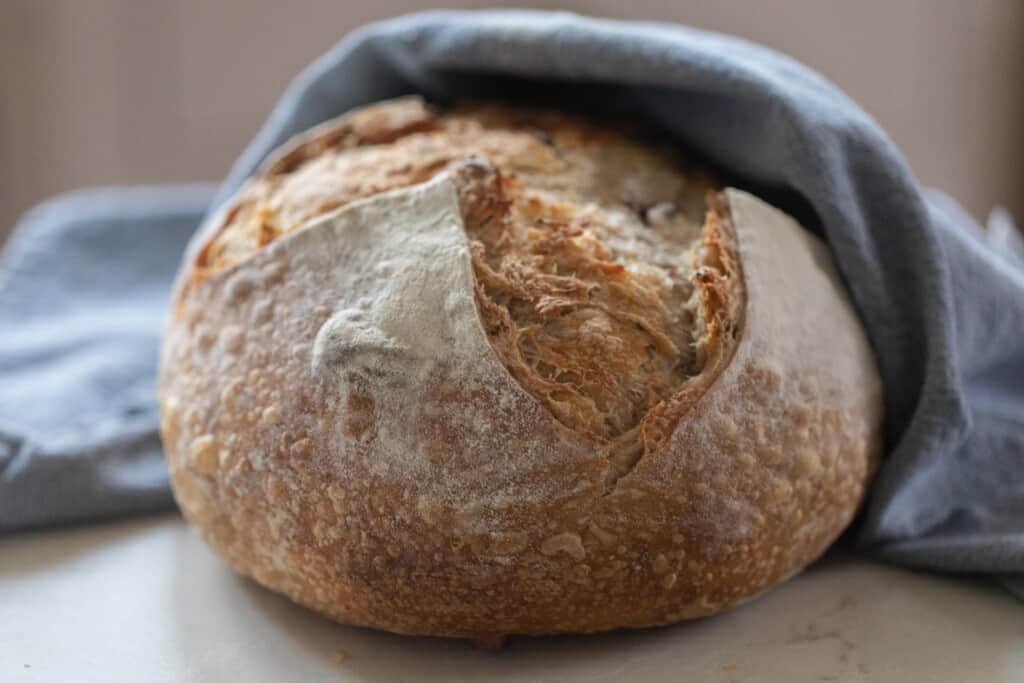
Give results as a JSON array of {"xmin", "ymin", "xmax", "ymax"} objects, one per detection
[{"xmin": 1, "ymin": 516, "xmax": 1021, "ymax": 682}]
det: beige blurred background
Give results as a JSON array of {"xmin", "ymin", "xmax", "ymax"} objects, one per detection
[{"xmin": 2, "ymin": 1, "xmax": 1022, "ymax": 241}]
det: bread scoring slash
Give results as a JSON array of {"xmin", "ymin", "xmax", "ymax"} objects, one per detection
[{"xmin": 159, "ymin": 96, "xmax": 882, "ymax": 641}]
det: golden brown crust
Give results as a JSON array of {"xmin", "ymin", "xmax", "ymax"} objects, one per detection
[
  {"xmin": 159, "ymin": 97, "xmax": 882, "ymax": 639},
  {"xmin": 194, "ymin": 98, "xmax": 730, "ymax": 477}
]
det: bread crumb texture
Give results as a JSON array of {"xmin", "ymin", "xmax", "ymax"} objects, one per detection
[{"xmin": 160, "ymin": 97, "xmax": 882, "ymax": 639}]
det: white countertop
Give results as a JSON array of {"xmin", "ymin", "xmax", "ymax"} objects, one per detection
[{"xmin": 1, "ymin": 515, "xmax": 1021, "ymax": 682}]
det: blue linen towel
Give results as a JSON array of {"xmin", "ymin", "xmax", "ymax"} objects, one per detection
[{"xmin": 1, "ymin": 11, "xmax": 1021, "ymax": 597}]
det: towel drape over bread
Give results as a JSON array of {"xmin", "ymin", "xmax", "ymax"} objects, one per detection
[{"xmin": 1, "ymin": 10, "xmax": 1021, "ymax": 598}]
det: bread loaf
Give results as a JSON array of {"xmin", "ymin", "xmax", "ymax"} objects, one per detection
[{"xmin": 158, "ymin": 96, "xmax": 882, "ymax": 641}]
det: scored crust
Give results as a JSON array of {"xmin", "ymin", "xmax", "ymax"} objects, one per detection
[{"xmin": 159, "ymin": 97, "xmax": 882, "ymax": 639}]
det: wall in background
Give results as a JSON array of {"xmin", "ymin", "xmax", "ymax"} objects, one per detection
[{"xmin": 2, "ymin": 0, "xmax": 1022, "ymax": 240}]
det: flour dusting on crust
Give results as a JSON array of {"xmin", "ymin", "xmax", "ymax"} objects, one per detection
[
  {"xmin": 158, "ymin": 97, "xmax": 882, "ymax": 640},
  {"xmin": 304, "ymin": 172, "xmax": 574, "ymax": 486}
]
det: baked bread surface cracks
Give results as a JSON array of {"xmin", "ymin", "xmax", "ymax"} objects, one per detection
[{"xmin": 160, "ymin": 96, "xmax": 882, "ymax": 640}]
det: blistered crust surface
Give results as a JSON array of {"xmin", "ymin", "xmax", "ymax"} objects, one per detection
[
  {"xmin": 194, "ymin": 98, "xmax": 722, "ymax": 456},
  {"xmin": 160, "ymin": 99, "xmax": 882, "ymax": 638}
]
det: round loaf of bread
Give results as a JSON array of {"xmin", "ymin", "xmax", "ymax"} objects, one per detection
[{"xmin": 158, "ymin": 96, "xmax": 882, "ymax": 641}]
